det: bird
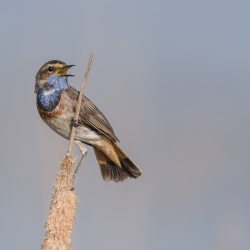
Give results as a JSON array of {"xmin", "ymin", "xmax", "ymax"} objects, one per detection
[{"xmin": 35, "ymin": 60, "xmax": 142, "ymax": 182}]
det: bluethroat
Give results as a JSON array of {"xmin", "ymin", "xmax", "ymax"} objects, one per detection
[{"xmin": 35, "ymin": 60, "xmax": 142, "ymax": 182}]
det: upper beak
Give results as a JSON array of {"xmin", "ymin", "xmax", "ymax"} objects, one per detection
[{"xmin": 56, "ymin": 65, "xmax": 75, "ymax": 77}]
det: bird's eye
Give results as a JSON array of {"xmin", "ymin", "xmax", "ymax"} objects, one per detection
[{"xmin": 48, "ymin": 66, "xmax": 54, "ymax": 72}]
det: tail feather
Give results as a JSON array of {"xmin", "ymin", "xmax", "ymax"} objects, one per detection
[
  {"xmin": 93, "ymin": 147, "xmax": 128, "ymax": 182},
  {"xmin": 112, "ymin": 143, "xmax": 142, "ymax": 179},
  {"xmin": 93, "ymin": 143, "xmax": 142, "ymax": 182}
]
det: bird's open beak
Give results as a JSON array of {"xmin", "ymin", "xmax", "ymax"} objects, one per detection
[{"xmin": 56, "ymin": 65, "xmax": 75, "ymax": 77}]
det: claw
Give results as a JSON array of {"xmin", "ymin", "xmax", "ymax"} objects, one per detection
[{"xmin": 71, "ymin": 118, "xmax": 81, "ymax": 127}]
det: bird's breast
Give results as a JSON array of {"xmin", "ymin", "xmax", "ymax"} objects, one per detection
[
  {"xmin": 37, "ymin": 97, "xmax": 64, "ymax": 120},
  {"xmin": 37, "ymin": 90, "xmax": 102, "ymax": 143},
  {"xmin": 37, "ymin": 91, "xmax": 72, "ymax": 138}
]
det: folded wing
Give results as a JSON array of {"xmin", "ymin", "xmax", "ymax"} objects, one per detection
[{"xmin": 66, "ymin": 86, "xmax": 119, "ymax": 142}]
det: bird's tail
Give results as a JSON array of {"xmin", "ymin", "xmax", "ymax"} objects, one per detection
[{"xmin": 93, "ymin": 141, "xmax": 142, "ymax": 182}]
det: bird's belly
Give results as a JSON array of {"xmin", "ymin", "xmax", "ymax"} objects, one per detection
[
  {"xmin": 43, "ymin": 114, "xmax": 71, "ymax": 139},
  {"xmin": 43, "ymin": 113, "xmax": 102, "ymax": 144}
]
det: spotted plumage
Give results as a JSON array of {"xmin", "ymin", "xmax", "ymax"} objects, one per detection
[{"xmin": 35, "ymin": 60, "xmax": 142, "ymax": 182}]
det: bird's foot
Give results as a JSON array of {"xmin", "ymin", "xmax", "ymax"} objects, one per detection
[{"xmin": 71, "ymin": 118, "xmax": 81, "ymax": 127}]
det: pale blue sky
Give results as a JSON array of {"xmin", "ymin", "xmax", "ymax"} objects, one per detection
[{"xmin": 1, "ymin": 1, "xmax": 250, "ymax": 249}]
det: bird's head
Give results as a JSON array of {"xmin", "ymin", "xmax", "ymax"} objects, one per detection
[{"xmin": 35, "ymin": 60, "xmax": 74, "ymax": 93}]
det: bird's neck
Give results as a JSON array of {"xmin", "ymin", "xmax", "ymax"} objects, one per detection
[{"xmin": 37, "ymin": 75, "xmax": 68, "ymax": 112}]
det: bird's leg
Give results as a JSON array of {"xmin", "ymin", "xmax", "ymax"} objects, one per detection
[
  {"xmin": 72, "ymin": 140, "xmax": 88, "ymax": 183},
  {"xmin": 71, "ymin": 118, "xmax": 82, "ymax": 127},
  {"xmin": 72, "ymin": 154, "xmax": 87, "ymax": 184}
]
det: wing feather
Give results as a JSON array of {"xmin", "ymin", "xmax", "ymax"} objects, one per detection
[{"xmin": 66, "ymin": 86, "xmax": 119, "ymax": 142}]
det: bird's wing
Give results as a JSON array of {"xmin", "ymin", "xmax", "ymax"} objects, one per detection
[{"xmin": 66, "ymin": 86, "xmax": 119, "ymax": 142}]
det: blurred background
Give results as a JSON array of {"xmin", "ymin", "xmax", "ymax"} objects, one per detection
[{"xmin": 1, "ymin": 0, "xmax": 250, "ymax": 249}]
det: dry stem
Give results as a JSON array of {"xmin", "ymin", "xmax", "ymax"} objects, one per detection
[{"xmin": 68, "ymin": 54, "xmax": 94, "ymax": 154}]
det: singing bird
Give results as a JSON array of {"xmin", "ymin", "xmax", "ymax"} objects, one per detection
[{"xmin": 35, "ymin": 60, "xmax": 142, "ymax": 182}]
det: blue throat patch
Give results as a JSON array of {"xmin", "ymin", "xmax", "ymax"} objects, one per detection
[{"xmin": 37, "ymin": 75, "xmax": 68, "ymax": 112}]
